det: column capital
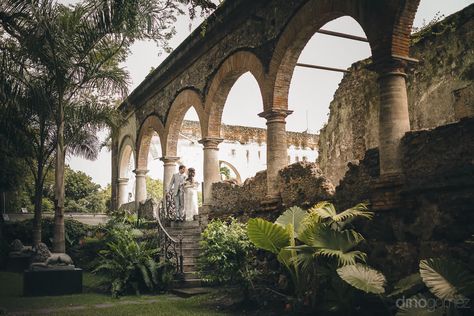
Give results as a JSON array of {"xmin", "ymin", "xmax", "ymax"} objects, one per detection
[
  {"xmin": 159, "ymin": 156, "xmax": 180, "ymax": 165},
  {"xmin": 198, "ymin": 137, "xmax": 224, "ymax": 149},
  {"xmin": 133, "ymin": 169, "xmax": 149, "ymax": 176},
  {"xmin": 368, "ymin": 54, "xmax": 419, "ymax": 78},
  {"xmin": 117, "ymin": 177, "xmax": 129, "ymax": 184},
  {"xmin": 258, "ymin": 109, "xmax": 293, "ymax": 123}
]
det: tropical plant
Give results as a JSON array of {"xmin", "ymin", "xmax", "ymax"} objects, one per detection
[
  {"xmin": 247, "ymin": 203, "xmax": 373, "ymax": 308},
  {"xmin": 337, "ymin": 258, "xmax": 474, "ymax": 315},
  {"xmin": 198, "ymin": 218, "xmax": 257, "ymax": 298},
  {"xmin": 0, "ymin": 0, "xmax": 216, "ymax": 253},
  {"xmin": 93, "ymin": 226, "xmax": 163, "ymax": 297}
]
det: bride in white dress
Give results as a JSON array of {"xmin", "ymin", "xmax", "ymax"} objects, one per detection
[{"xmin": 183, "ymin": 168, "xmax": 199, "ymax": 221}]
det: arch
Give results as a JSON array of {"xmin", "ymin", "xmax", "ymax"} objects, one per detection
[
  {"xmin": 136, "ymin": 115, "xmax": 165, "ymax": 170},
  {"xmin": 219, "ymin": 160, "xmax": 242, "ymax": 184},
  {"xmin": 118, "ymin": 135, "xmax": 135, "ymax": 178},
  {"xmin": 164, "ymin": 89, "xmax": 206, "ymax": 157},
  {"xmin": 268, "ymin": 0, "xmax": 419, "ymax": 110},
  {"xmin": 204, "ymin": 50, "xmax": 266, "ymax": 138}
]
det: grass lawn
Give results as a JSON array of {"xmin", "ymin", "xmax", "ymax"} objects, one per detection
[{"xmin": 0, "ymin": 271, "xmax": 231, "ymax": 315}]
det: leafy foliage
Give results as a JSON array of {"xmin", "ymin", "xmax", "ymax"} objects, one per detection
[
  {"xmin": 419, "ymin": 258, "xmax": 474, "ymax": 301},
  {"xmin": 247, "ymin": 218, "xmax": 289, "ymax": 254},
  {"xmin": 93, "ymin": 226, "xmax": 163, "ymax": 297},
  {"xmin": 336, "ymin": 264, "xmax": 386, "ymax": 294},
  {"xmin": 146, "ymin": 177, "xmax": 164, "ymax": 201},
  {"xmin": 248, "ymin": 202, "xmax": 372, "ymax": 308},
  {"xmin": 198, "ymin": 219, "xmax": 256, "ymax": 288}
]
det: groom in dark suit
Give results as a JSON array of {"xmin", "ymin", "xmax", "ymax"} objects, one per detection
[{"xmin": 168, "ymin": 165, "xmax": 187, "ymax": 221}]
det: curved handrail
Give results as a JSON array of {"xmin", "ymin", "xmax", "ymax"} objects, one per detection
[{"xmin": 155, "ymin": 198, "xmax": 184, "ymax": 277}]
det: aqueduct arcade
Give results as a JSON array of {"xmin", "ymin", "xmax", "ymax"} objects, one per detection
[{"xmin": 112, "ymin": 0, "xmax": 420, "ymax": 211}]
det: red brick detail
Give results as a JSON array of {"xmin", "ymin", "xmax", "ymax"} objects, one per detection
[
  {"xmin": 165, "ymin": 89, "xmax": 206, "ymax": 156},
  {"xmin": 205, "ymin": 51, "xmax": 266, "ymax": 138},
  {"xmin": 136, "ymin": 115, "xmax": 165, "ymax": 170},
  {"xmin": 118, "ymin": 135, "xmax": 135, "ymax": 178}
]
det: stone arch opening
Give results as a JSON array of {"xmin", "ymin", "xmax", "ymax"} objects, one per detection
[
  {"xmin": 118, "ymin": 135, "xmax": 136, "ymax": 206},
  {"xmin": 270, "ymin": 0, "xmax": 419, "ymax": 181},
  {"xmin": 286, "ymin": 16, "xmax": 371, "ymax": 184},
  {"xmin": 205, "ymin": 50, "xmax": 265, "ymax": 138},
  {"xmin": 219, "ymin": 160, "xmax": 242, "ymax": 184},
  {"xmin": 135, "ymin": 115, "xmax": 165, "ymax": 205},
  {"xmin": 165, "ymin": 89, "xmax": 206, "ymax": 157}
]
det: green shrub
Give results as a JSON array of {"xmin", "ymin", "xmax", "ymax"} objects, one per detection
[
  {"xmin": 3, "ymin": 218, "xmax": 93, "ymax": 249},
  {"xmin": 93, "ymin": 226, "xmax": 164, "ymax": 297},
  {"xmin": 41, "ymin": 198, "xmax": 54, "ymax": 213},
  {"xmin": 198, "ymin": 218, "xmax": 257, "ymax": 291}
]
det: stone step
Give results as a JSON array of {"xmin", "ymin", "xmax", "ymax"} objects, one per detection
[
  {"xmin": 170, "ymin": 287, "xmax": 211, "ymax": 297},
  {"xmin": 183, "ymin": 263, "xmax": 198, "ymax": 273},
  {"xmin": 171, "ymin": 278, "xmax": 202, "ymax": 289},
  {"xmin": 183, "ymin": 271, "xmax": 198, "ymax": 279},
  {"xmin": 182, "ymin": 256, "xmax": 198, "ymax": 264},
  {"xmin": 181, "ymin": 250, "xmax": 201, "ymax": 258},
  {"xmin": 170, "ymin": 220, "xmax": 200, "ymax": 228},
  {"xmin": 167, "ymin": 229, "xmax": 202, "ymax": 236}
]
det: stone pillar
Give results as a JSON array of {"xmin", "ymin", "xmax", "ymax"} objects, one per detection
[
  {"xmin": 110, "ymin": 139, "xmax": 119, "ymax": 211},
  {"xmin": 160, "ymin": 156, "xmax": 180, "ymax": 196},
  {"xmin": 133, "ymin": 169, "xmax": 148, "ymax": 208},
  {"xmin": 198, "ymin": 137, "xmax": 223, "ymax": 205},
  {"xmin": 259, "ymin": 109, "xmax": 293, "ymax": 201},
  {"xmin": 376, "ymin": 59, "xmax": 411, "ymax": 177},
  {"xmin": 117, "ymin": 178, "xmax": 129, "ymax": 208}
]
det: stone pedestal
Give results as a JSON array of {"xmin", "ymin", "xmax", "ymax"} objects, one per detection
[
  {"xmin": 134, "ymin": 169, "xmax": 148, "ymax": 209},
  {"xmin": 259, "ymin": 109, "xmax": 293, "ymax": 201},
  {"xmin": 23, "ymin": 268, "xmax": 83, "ymax": 296},
  {"xmin": 198, "ymin": 138, "xmax": 223, "ymax": 205}
]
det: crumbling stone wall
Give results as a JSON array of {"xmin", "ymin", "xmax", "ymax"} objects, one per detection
[
  {"xmin": 181, "ymin": 120, "xmax": 319, "ymax": 149},
  {"xmin": 335, "ymin": 117, "xmax": 474, "ymax": 279},
  {"xmin": 319, "ymin": 5, "xmax": 474, "ymax": 185},
  {"xmin": 210, "ymin": 162, "xmax": 334, "ymax": 220}
]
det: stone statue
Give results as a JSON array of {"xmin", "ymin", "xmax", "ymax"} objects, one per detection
[
  {"xmin": 8, "ymin": 239, "xmax": 33, "ymax": 258},
  {"xmin": 29, "ymin": 243, "xmax": 75, "ymax": 271}
]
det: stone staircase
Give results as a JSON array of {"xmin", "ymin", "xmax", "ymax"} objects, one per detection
[{"xmin": 167, "ymin": 219, "xmax": 203, "ymax": 288}]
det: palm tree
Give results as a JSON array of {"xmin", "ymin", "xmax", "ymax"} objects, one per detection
[
  {"xmin": 1, "ymin": 0, "xmax": 216, "ymax": 252},
  {"xmin": 0, "ymin": 49, "xmax": 122, "ymax": 245}
]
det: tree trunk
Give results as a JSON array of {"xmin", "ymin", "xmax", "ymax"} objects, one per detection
[
  {"xmin": 53, "ymin": 105, "xmax": 66, "ymax": 253},
  {"xmin": 0, "ymin": 191, "xmax": 4, "ymax": 240},
  {"xmin": 32, "ymin": 165, "xmax": 44, "ymax": 246}
]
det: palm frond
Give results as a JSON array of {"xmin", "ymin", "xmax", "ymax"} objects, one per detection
[
  {"xmin": 419, "ymin": 258, "xmax": 474, "ymax": 301},
  {"xmin": 337, "ymin": 264, "xmax": 386, "ymax": 294},
  {"xmin": 247, "ymin": 218, "xmax": 290, "ymax": 254},
  {"xmin": 275, "ymin": 206, "xmax": 308, "ymax": 237}
]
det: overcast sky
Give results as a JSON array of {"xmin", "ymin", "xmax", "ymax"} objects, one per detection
[{"xmin": 67, "ymin": 0, "xmax": 474, "ymax": 187}]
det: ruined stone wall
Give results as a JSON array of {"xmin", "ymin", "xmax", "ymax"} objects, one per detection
[
  {"xmin": 180, "ymin": 120, "xmax": 319, "ymax": 149},
  {"xmin": 319, "ymin": 5, "xmax": 474, "ymax": 185},
  {"xmin": 210, "ymin": 162, "xmax": 334, "ymax": 220},
  {"xmin": 334, "ymin": 117, "xmax": 474, "ymax": 279}
]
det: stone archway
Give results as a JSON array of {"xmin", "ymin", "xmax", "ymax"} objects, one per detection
[
  {"xmin": 117, "ymin": 135, "xmax": 136, "ymax": 207},
  {"xmin": 219, "ymin": 160, "xmax": 242, "ymax": 184},
  {"xmin": 135, "ymin": 115, "xmax": 166, "ymax": 206}
]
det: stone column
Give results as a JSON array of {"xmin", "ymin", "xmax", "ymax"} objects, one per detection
[
  {"xmin": 198, "ymin": 137, "xmax": 223, "ymax": 205},
  {"xmin": 259, "ymin": 109, "xmax": 293, "ymax": 201},
  {"xmin": 160, "ymin": 156, "xmax": 180, "ymax": 196},
  {"xmin": 117, "ymin": 178, "xmax": 129, "ymax": 208},
  {"xmin": 377, "ymin": 59, "xmax": 411, "ymax": 176},
  {"xmin": 133, "ymin": 169, "xmax": 148, "ymax": 208}
]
